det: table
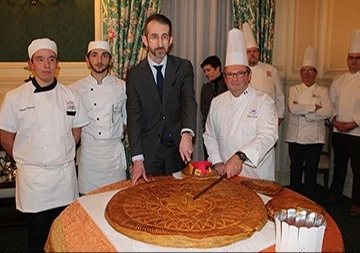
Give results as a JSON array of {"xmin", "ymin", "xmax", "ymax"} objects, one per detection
[{"xmin": 45, "ymin": 176, "xmax": 344, "ymax": 252}]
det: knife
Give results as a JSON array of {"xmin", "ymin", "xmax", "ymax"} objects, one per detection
[{"xmin": 193, "ymin": 173, "xmax": 227, "ymax": 201}]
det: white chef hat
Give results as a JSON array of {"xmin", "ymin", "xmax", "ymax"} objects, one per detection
[
  {"xmin": 28, "ymin": 38, "xmax": 57, "ymax": 59},
  {"xmin": 242, "ymin": 22, "xmax": 258, "ymax": 49},
  {"xmin": 349, "ymin": 29, "xmax": 360, "ymax": 53},
  {"xmin": 302, "ymin": 46, "xmax": 318, "ymax": 71},
  {"xmin": 87, "ymin": 41, "xmax": 111, "ymax": 54},
  {"xmin": 225, "ymin": 28, "xmax": 249, "ymax": 67}
]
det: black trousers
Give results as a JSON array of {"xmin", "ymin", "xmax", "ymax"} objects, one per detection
[
  {"xmin": 288, "ymin": 142, "xmax": 323, "ymax": 200},
  {"xmin": 24, "ymin": 205, "xmax": 66, "ymax": 253},
  {"xmin": 146, "ymin": 140, "xmax": 185, "ymax": 175},
  {"xmin": 330, "ymin": 132, "xmax": 360, "ymax": 204}
]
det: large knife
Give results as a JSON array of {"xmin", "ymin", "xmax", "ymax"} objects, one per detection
[{"xmin": 193, "ymin": 173, "xmax": 227, "ymax": 201}]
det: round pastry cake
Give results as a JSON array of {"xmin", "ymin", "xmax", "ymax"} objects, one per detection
[
  {"xmin": 266, "ymin": 196, "xmax": 325, "ymax": 221},
  {"xmin": 240, "ymin": 178, "xmax": 284, "ymax": 196},
  {"xmin": 105, "ymin": 177, "xmax": 267, "ymax": 248}
]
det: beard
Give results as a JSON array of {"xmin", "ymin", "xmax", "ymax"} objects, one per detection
[
  {"xmin": 148, "ymin": 46, "xmax": 167, "ymax": 59},
  {"xmin": 89, "ymin": 62, "xmax": 110, "ymax": 74},
  {"xmin": 248, "ymin": 56, "xmax": 258, "ymax": 67}
]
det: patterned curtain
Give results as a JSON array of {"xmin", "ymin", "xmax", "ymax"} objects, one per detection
[
  {"xmin": 102, "ymin": 0, "xmax": 162, "ymax": 178},
  {"xmin": 232, "ymin": 0, "xmax": 276, "ymax": 63},
  {"xmin": 102, "ymin": 0, "xmax": 162, "ymax": 79}
]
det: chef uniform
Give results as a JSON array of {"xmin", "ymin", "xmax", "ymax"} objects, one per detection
[
  {"xmin": 0, "ymin": 38, "xmax": 90, "ymax": 252},
  {"xmin": 327, "ymin": 29, "xmax": 360, "ymax": 212},
  {"xmin": 203, "ymin": 28, "xmax": 278, "ymax": 180},
  {"xmin": 285, "ymin": 47, "xmax": 332, "ymax": 198},
  {"xmin": 0, "ymin": 41, "xmax": 89, "ymax": 213},
  {"xmin": 243, "ymin": 22, "xmax": 286, "ymax": 120},
  {"xmin": 70, "ymin": 41, "xmax": 127, "ymax": 194}
]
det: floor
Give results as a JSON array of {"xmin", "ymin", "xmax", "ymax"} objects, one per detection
[{"xmin": 0, "ymin": 185, "xmax": 359, "ymax": 252}]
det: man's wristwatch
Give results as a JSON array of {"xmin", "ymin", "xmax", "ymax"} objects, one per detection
[{"xmin": 235, "ymin": 151, "xmax": 247, "ymax": 162}]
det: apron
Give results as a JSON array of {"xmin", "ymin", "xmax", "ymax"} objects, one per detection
[
  {"xmin": 16, "ymin": 161, "xmax": 78, "ymax": 212},
  {"xmin": 78, "ymin": 139, "xmax": 127, "ymax": 194}
]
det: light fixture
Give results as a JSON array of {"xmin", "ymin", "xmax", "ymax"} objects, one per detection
[{"xmin": 29, "ymin": 0, "xmax": 38, "ymax": 6}]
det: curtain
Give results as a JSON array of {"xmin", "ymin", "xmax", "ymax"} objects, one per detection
[
  {"xmin": 161, "ymin": 0, "xmax": 233, "ymax": 160},
  {"xmin": 232, "ymin": 0, "xmax": 276, "ymax": 63},
  {"xmin": 102, "ymin": 0, "xmax": 162, "ymax": 80}
]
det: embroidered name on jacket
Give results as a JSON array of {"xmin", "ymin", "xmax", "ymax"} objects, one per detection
[
  {"xmin": 66, "ymin": 101, "xmax": 76, "ymax": 116},
  {"xmin": 19, "ymin": 106, "xmax": 35, "ymax": 112},
  {"xmin": 247, "ymin": 108, "xmax": 258, "ymax": 118}
]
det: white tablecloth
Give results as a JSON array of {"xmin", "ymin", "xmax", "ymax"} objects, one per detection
[{"xmin": 78, "ymin": 189, "xmax": 275, "ymax": 252}]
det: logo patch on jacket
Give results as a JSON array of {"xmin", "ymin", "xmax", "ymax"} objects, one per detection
[
  {"xmin": 66, "ymin": 101, "xmax": 76, "ymax": 116},
  {"xmin": 266, "ymin": 71, "xmax": 272, "ymax": 78}
]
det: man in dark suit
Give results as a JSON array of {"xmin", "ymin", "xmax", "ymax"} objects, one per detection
[{"xmin": 126, "ymin": 14, "xmax": 197, "ymax": 186}]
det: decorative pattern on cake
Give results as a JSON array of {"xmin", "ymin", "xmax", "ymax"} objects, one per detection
[{"xmin": 105, "ymin": 177, "xmax": 267, "ymax": 248}]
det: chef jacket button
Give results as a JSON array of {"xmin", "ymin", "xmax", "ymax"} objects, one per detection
[
  {"xmin": 98, "ymin": 132, "xmax": 101, "ymax": 135},
  {"xmin": 97, "ymin": 118, "xmax": 99, "ymax": 121},
  {"xmin": 162, "ymin": 116, "xmax": 165, "ymax": 119},
  {"xmin": 91, "ymin": 88, "xmax": 94, "ymax": 91},
  {"xmin": 94, "ymin": 103, "xmax": 97, "ymax": 106}
]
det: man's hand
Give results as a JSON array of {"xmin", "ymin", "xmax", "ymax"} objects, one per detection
[
  {"xmin": 212, "ymin": 162, "xmax": 226, "ymax": 176},
  {"xmin": 179, "ymin": 133, "xmax": 193, "ymax": 162},
  {"xmin": 224, "ymin": 154, "xmax": 244, "ymax": 178},
  {"xmin": 131, "ymin": 160, "xmax": 149, "ymax": 186}
]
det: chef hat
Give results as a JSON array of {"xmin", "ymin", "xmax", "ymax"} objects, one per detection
[
  {"xmin": 302, "ymin": 46, "xmax": 318, "ymax": 70},
  {"xmin": 28, "ymin": 38, "xmax": 57, "ymax": 59},
  {"xmin": 349, "ymin": 29, "xmax": 360, "ymax": 53},
  {"xmin": 243, "ymin": 22, "xmax": 258, "ymax": 49},
  {"xmin": 225, "ymin": 28, "xmax": 249, "ymax": 67},
  {"xmin": 87, "ymin": 41, "xmax": 111, "ymax": 54}
]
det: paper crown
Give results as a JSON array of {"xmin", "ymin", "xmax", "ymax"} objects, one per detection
[
  {"xmin": 225, "ymin": 28, "xmax": 249, "ymax": 67},
  {"xmin": 349, "ymin": 29, "xmax": 360, "ymax": 53},
  {"xmin": 28, "ymin": 38, "xmax": 57, "ymax": 59},
  {"xmin": 87, "ymin": 41, "xmax": 111, "ymax": 54},
  {"xmin": 302, "ymin": 46, "xmax": 317, "ymax": 70},
  {"xmin": 243, "ymin": 22, "xmax": 258, "ymax": 49}
]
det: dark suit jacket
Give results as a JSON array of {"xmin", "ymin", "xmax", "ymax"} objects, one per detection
[
  {"xmin": 126, "ymin": 55, "xmax": 197, "ymax": 168},
  {"xmin": 200, "ymin": 76, "xmax": 227, "ymax": 129}
]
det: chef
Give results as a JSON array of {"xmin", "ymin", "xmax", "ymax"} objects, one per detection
[
  {"xmin": 243, "ymin": 22, "xmax": 285, "ymax": 126},
  {"xmin": 0, "ymin": 38, "xmax": 90, "ymax": 252},
  {"xmin": 203, "ymin": 28, "xmax": 278, "ymax": 180},
  {"xmin": 70, "ymin": 41, "xmax": 127, "ymax": 195}
]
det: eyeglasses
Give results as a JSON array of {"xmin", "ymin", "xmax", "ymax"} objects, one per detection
[
  {"xmin": 148, "ymin": 34, "xmax": 170, "ymax": 42},
  {"xmin": 224, "ymin": 71, "xmax": 249, "ymax": 79},
  {"xmin": 348, "ymin": 56, "xmax": 360, "ymax": 61},
  {"xmin": 301, "ymin": 68, "xmax": 316, "ymax": 73}
]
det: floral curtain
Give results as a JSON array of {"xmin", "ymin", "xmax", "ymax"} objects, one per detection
[
  {"xmin": 232, "ymin": 0, "xmax": 276, "ymax": 63},
  {"xmin": 102, "ymin": 0, "xmax": 162, "ymax": 79},
  {"xmin": 102, "ymin": 0, "xmax": 162, "ymax": 177}
]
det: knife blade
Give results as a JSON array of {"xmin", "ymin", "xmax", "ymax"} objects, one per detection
[{"xmin": 193, "ymin": 173, "xmax": 227, "ymax": 201}]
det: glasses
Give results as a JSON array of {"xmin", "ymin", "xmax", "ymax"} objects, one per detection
[
  {"xmin": 148, "ymin": 34, "xmax": 170, "ymax": 42},
  {"xmin": 348, "ymin": 56, "xmax": 360, "ymax": 61},
  {"xmin": 301, "ymin": 68, "xmax": 316, "ymax": 73},
  {"xmin": 224, "ymin": 71, "xmax": 249, "ymax": 79}
]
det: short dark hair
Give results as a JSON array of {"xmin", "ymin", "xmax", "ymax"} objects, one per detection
[
  {"xmin": 144, "ymin": 13, "xmax": 172, "ymax": 36},
  {"xmin": 201, "ymin": 55, "xmax": 222, "ymax": 71}
]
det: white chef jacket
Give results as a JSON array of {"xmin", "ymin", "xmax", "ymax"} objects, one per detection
[
  {"xmin": 286, "ymin": 83, "xmax": 332, "ymax": 144},
  {"xmin": 250, "ymin": 62, "xmax": 286, "ymax": 119},
  {"xmin": 70, "ymin": 74, "xmax": 127, "ymax": 194},
  {"xmin": 203, "ymin": 86, "xmax": 278, "ymax": 180},
  {"xmin": 0, "ymin": 81, "xmax": 90, "ymax": 212},
  {"xmin": 330, "ymin": 71, "xmax": 360, "ymax": 137}
]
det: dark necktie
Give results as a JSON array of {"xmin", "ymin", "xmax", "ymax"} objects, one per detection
[{"xmin": 154, "ymin": 65, "xmax": 164, "ymax": 97}]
